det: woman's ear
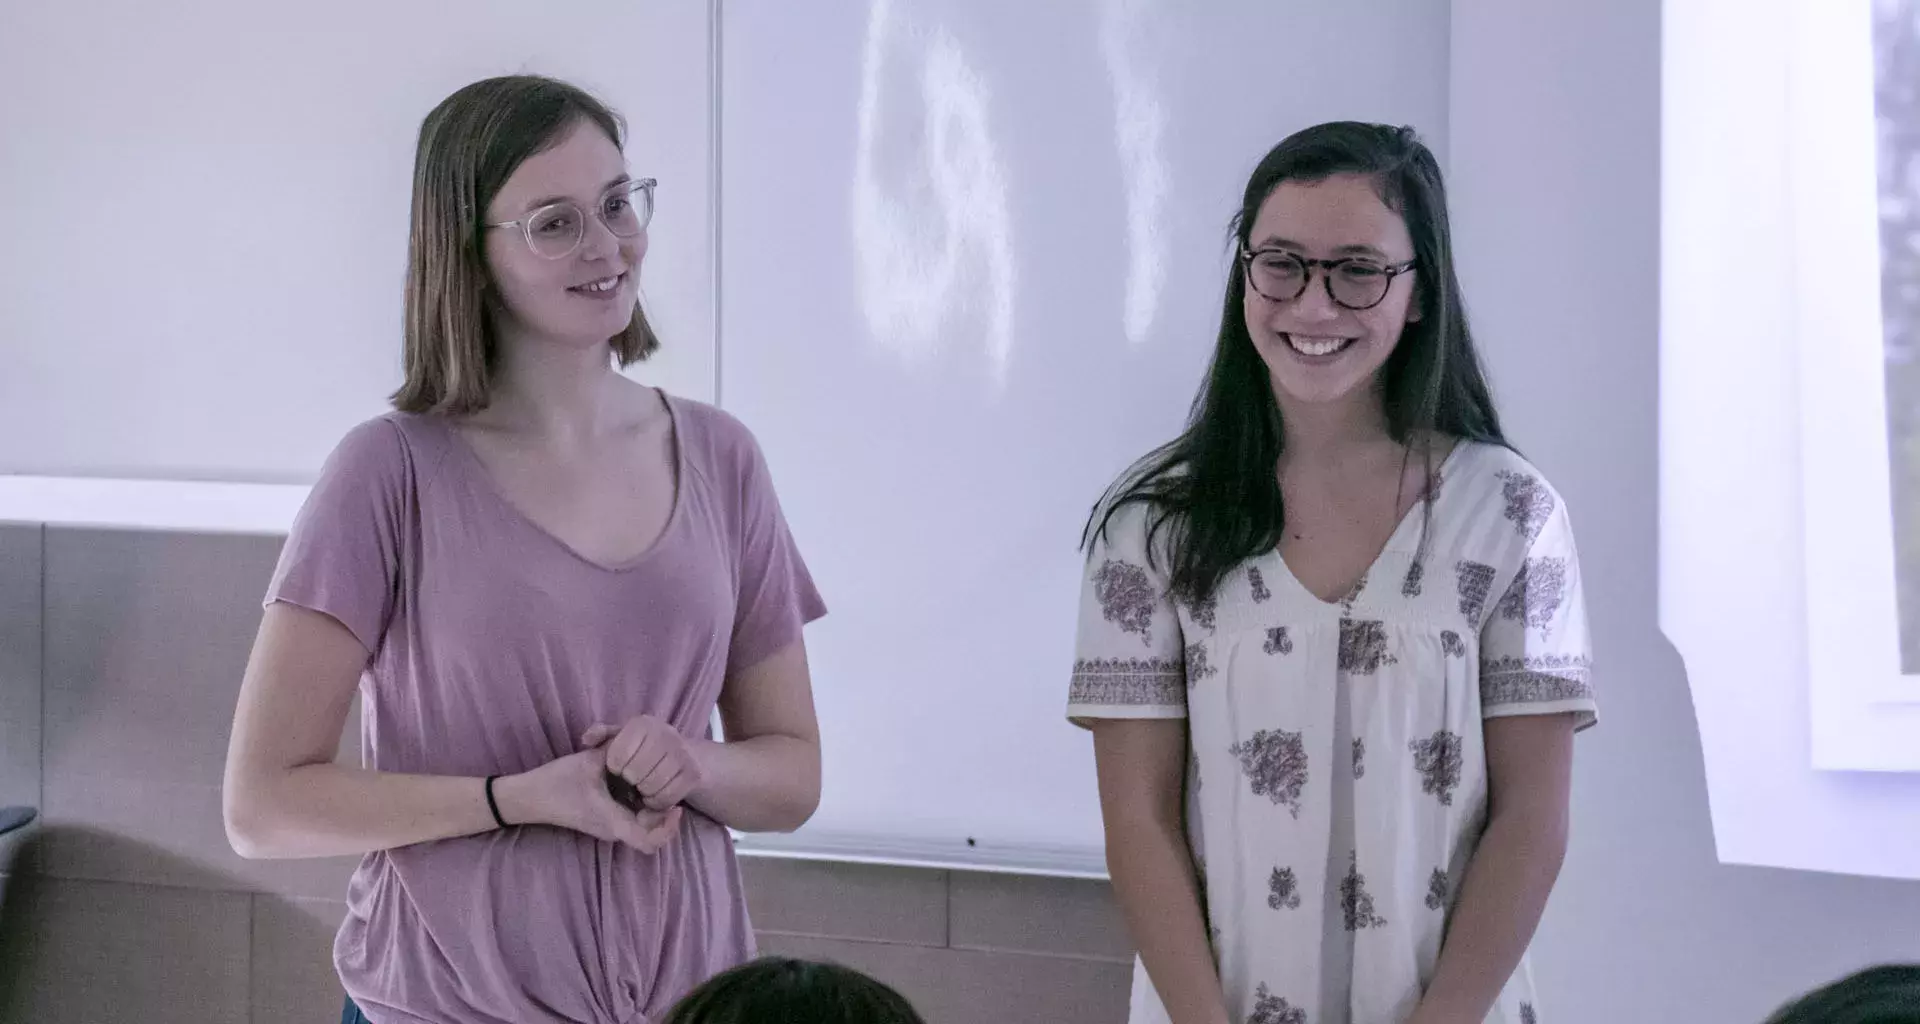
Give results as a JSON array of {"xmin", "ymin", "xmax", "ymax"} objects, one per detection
[{"xmin": 1405, "ymin": 279, "xmax": 1425, "ymax": 323}]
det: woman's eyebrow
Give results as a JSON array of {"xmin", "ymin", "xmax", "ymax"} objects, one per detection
[
  {"xmin": 523, "ymin": 173, "xmax": 633, "ymax": 211},
  {"xmin": 1248, "ymin": 236, "xmax": 1390, "ymax": 260}
]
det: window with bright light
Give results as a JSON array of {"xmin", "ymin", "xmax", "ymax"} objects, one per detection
[{"xmin": 1876, "ymin": 0, "xmax": 1920, "ymax": 670}]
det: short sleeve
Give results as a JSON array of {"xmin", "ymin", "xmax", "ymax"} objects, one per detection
[
  {"xmin": 264, "ymin": 418, "xmax": 410, "ymax": 654},
  {"xmin": 1067, "ymin": 502, "xmax": 1188, "ymax": 728},
  {"xmin": 1479, "ymin": 498, "xmax": 1598, "ymax": 731},
  {"xmin": 727, "ymin": 428, "xmax": 827, "ymax": 672}
]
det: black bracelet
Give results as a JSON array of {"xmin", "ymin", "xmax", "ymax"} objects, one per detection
[{"xmin": 484, "ymin": 775, "xmax": 509, "ymax": 829}]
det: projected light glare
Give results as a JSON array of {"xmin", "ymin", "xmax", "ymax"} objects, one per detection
[
  {"xmin": 1099, "ymin": 0, "xmax": 1170, "ymax": 347},
  {"xmin": 851, "ymin": 0, "xmax": 1016, "ymax": 385}
]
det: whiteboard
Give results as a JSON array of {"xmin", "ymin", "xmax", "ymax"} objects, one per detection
[
  {"xmin": 0, "ymin": 0, "xmax": 715, "ymax": 484},
  {"xmin": 718, "ymin": 0, "xmax": 1451, "ymax": 873}
]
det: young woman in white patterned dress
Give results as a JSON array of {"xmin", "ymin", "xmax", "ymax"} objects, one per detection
[{"xmin": 1067, "ymin": 122, "xmax": 1597, "ymax": 1024}]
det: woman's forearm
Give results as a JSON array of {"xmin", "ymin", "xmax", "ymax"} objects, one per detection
[
  {"xmin": 1412, "ymin": 809, "xmax": 1568, "ymax": 1022},
  {"xmin": 225, "ymin": 762, "xmax": 498, "ymax": 860},
  {"xmin": 1108, "ymin": 821, "xmax": 1233, "ymax": 1024},
  {"xmin": 687, "ymin": 734, "xmax": 820, "ymax": 833}
]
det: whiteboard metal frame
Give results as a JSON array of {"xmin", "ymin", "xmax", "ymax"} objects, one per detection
[{"xmin": 732, "ymin": 831, "xmax": 1107, "ymax": 880}]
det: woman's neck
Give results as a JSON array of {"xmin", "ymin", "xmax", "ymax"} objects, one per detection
[
  {"xmin": 483, "ymin": 336, "xmax": 632, "ymax": 447},
  {"xmin": 1274, "ymin": 386, "xmax": 1398, "ymax": 469}
]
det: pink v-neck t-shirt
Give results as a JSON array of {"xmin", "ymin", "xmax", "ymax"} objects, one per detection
[{"xmin": 264, "ymin": 393, "xmax": 826, "ymax": 1024}]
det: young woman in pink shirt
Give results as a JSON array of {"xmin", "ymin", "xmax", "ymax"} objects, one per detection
[{"xmin": 222, "ymin": 75, "xmax": 826, "ymax": 1024}]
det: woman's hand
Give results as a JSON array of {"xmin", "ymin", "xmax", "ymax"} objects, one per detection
[
  {"xmin": 584, "ymin": 716, "xmax": 705, "ymax": 812},
  {"xmin": 496, "ymin": 745, "xmax": 683, "ymax": 853}
]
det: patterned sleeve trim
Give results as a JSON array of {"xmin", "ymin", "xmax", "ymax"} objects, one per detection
[
  {"xmin": 1483, "ymin": 668, "xmax": 1593, "ymax": 703},
  {"xmin": 1068, "ymin": 657, "xmax": 1187, "ymax": 716},
  {"xmin": 1481, "ymin": 658, "xmax": 1598, "ymax": 730}
]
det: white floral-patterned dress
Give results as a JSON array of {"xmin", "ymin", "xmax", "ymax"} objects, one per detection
[{"xmin": 1068, "ymin": 443, "xmax": 1596, "ymax": 1024}]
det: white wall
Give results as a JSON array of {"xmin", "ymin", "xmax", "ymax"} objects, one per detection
[
  {"xmin": 1450, "ymin": 2, "xmax": 1920, "ymax": 1021},
  {"xmin": 0, "ymin": 0, "xmax": 714, "ymax": 484}
]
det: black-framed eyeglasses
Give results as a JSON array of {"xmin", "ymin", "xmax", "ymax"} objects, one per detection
[
  {"xmin": 1240, "ymin": 245, "xmax": 1417, "ymax": 311},
  {"xmin": 487, "ymin": 178, "xmax": 656, "ymax": 260}
]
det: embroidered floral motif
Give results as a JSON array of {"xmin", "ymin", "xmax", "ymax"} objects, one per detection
[
  {"xmin": 1250, "ymin": 985, "xmax": 1307, "ymax": 1024},
  {"xmin": 1093, "ymin": 560, "xmax": 1157, "ymax": 646},
  {"xmin": 1426, "ymin": 867, "xmax": 1450, "ymax": 910},
  {"xmin": 1263, "ymin": 626, "xmax": 1294, "ymax": 655},
  {"xmin": 1497, "ymin": 470, "xmax": 1556, "ymax": 542},
  {"xmin": 1338, "ymin": 619, "xmax": 1397, "ymax": 674},
  {"xmin": 1402, "ymin": 559, "xmax": 1425, "ymax": 598},
  {"xmin": 1341, "ymin": 571, "xmax": 1370, "ymax": 611},
  {"xmin": 1190, "ymin": 591, "xmax": 1218, "ymax": 633},
  {"xmin": 1352, "ymin": 737, "xmax": 1367, "ymax": 779},
  {"xmin": 1267, "ymin": 867, "xmax": 1302, "ymax": 910},
  {"xmin": 1521, "ymin": 1003, "xmax": 1538, "ymax": 1024},
  {"xmin": 1249, "ymin": 565, "xmax": 1272, "ymax": 603},
  {"xmin": 1456, "ymin": 560, "xmax": 1497, "ymax": 623},
  {"xmin": 1184, "ymin": 642, "xmax": 1217, "ymax": 687},
  {"xmin": 1410, "ymin": 729, "xmax": 1465, "ymax": 806},
  {"xmin": 1496, "ymin": 556, "xmax": 1570, "ymax": 632},
  {"xmin": 1441, "ymin": 630, "xmax": 1466, "ymax": 658},
  {"xmin": 1230, "ymin": 728, "xmax": 1309, "ymax": 818},
  {"xmin": 1069, "ymin": 658, "xmax": 1184, "ymax": 707},
  {"xmin": 1340, "ymin": 851, "xmax": 1387, "ymax": 930}
]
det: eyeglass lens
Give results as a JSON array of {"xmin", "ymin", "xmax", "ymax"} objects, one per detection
[
  {"xmin": 524, "ymin": 182, "xmax": 654, "ymax": 259},
  {"xmin": 1245, "ymin": 251, "xmax": 1393, "ymax": 310}
]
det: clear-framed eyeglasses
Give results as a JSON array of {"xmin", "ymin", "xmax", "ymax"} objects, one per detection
[
  {"xmin": 487, "ymin": 177, "xmax": 656, "ymax": 260},
  {"xmin": 1240, "ymin": 244, "xmax": 1417, "ymax": 311}
]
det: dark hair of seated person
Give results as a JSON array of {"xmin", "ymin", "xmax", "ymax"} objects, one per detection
[
  {"xmin": 1765, "ymin": 965, "xmax": 1920, "ymax": 1024},
  {"xmin": 662, "ymin": 957, "xmax": 927, "ymax": 1024}
]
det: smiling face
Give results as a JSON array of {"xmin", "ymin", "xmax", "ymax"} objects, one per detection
[
  {"xmin": 1241, "ymin": 172, "xmax": 1421, "ymax": 412},
  {"xmin": 482, "ymin": 118, "xmax": 646, "ymax": 355}
]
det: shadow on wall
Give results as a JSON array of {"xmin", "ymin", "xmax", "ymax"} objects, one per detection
[
  {"xmin": 0, "ymin": 825, "xmax": 343, "ymax": 1023},
  {"xmin": 44, "ymin": 528, "xmax": 285, "ymax": 777}
]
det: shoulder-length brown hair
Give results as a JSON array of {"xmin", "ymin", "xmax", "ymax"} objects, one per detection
[{"xmin": 393, "ymin": 75, "xmax": 660, "ymax": 416}]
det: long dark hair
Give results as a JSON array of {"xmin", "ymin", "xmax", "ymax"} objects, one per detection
[
  {"xmin": 661, "ymin": 957, "xmax": 926, "ymax": 1024},
  {"xmin": 1085, "ymin": 121, "xmax": 1507, "ymax": 607}
]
